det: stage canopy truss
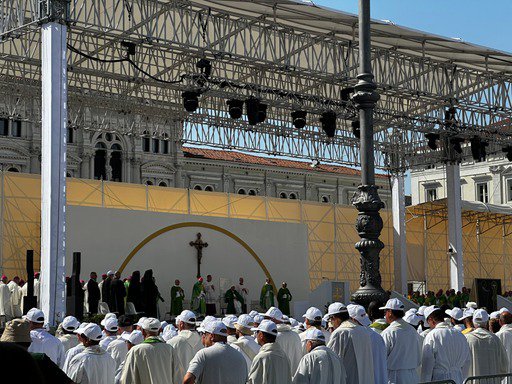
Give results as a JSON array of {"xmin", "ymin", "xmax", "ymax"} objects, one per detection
[{"xmin": 2, "ymin": 0, "xmax": 512, "ymax": 171}]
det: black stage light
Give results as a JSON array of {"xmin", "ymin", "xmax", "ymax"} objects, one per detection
[
  {"xmin": 258, "ymin": 103, "xmax": 268, "ymax": 124},
  {"xmin": 227, "ymin": 99, "xmax": 244, "ymax": 119},
  {"xmin": 182, "ymin": 91, "xmax": 199, "ymax": 112},
  {"xmin": 425, "ymin": 133, "xmax": 440, "ymax": 150},
  {"xmin": 351, "ymin": 120, "xmax": 360, "ymax": 139},
  {"xmin": 320, "ymin": 111, "xmax": 337, "ymax": 138},
  {"xmin": 246, "ymin": 97, "xmax": 261, "ymax": 125},
  {"xmin": 341, "ymin": 87, "xmax": 355, "ymax": 102},
  {"xmin": 449, "ymin": 137, "xmax": 464, "ymax": 154},
  {"xmin": 196, "ymin": 58, "xmax": 212, "ymax": 78},
  {"xmin": 504, "ymin": 146, "xmax": 512, "ymax": 162},
  {"xmin": 291, "ymin": 111, "xmax": 307, "ymax": 129},
  {"xmin": 470, "ymin": 136, "xmax": 488, "ymax": 162}
]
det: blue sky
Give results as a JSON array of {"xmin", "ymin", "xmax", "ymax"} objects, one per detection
[{"xmin": 315, "ymin": 0, "xmax": 512, "ymax": 52}]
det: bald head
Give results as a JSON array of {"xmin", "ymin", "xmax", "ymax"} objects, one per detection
[{"xmin": 500, "ymin": 311, "xmax": 512, "ymax": 326}]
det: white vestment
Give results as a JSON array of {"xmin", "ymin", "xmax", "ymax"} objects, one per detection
[
  {"xmin": 327, "ymin": 319, "xmax": 375, "ymax": 384},
  {"xmin": 465, "ymin": 327, "xmax": 509, "ymax": 377},
  {"xmin": 120, "ymin": 337, "xmax": 174, "ymax": 384},
  {"xmin": 168, "ymin": 329, "xmax": 202, "ymax": 384},
  {"xmin": 20, "ymin": 279, "xmax": 40, "ymax": 310},
  {"xmin": 0, "ymin": 281, "xmax": 12, "ymax": 318},
  {"xmin": 205, "ymin": 282, "xmax": 216, "ymax": 304},
  {"xmin": 100, "ymin": 335, "xmax": 118, "ymax": 350},
  {"xmin": 248, "ymin": 342, "xmax": 292, "ymax": 384},
  {"xmin": 299, "ymin": 327, "xmax": 330, "ymax": 354},
  {"xmin": 28, "ymin": 328, "xmax": 66, "ymax": 368},
  {"xmin": 63, "ymin": 344, "xmax": 86, "ymax": 373},
  {"xmin": 421, "ymin": 322, "xmax": 470, "ymax": 384},
  {"xmin": 292, "ymin": 345, "xmax": 346, "ymax": 384},
  {"xmin": 276, "ymin": 323, "xmax": 304, "ymax": 374},
  {"xmin": 58, "ymin": 333, "xmax": 81, "ymax": 352},
  {"xmin": 381, "ymin": 318, "xmax": 422, "ymax": 384},
  {"xmin": 7, "ymin": 281, "xmax": 22, "ymax": 317},
  {"xmin": 107, "ymin": 337, "xmax": 129, "ymax": 369},
  {"xmin": 231, "ymin": 335, "xmax": 260, "ymax": 371},
  {"xmin": 497, "ymin": 323, "xmax": 512, "ymax": 382},
  {"xmin": 236, "ymin": 284, "xmax": 249, "ymax": 308},
  {"xmin": 366, "ymin": 326, "xmax": 388, "ymax": 384},
  {"xmin": 66, "ymin": 345, "xmax": 116, "ymax": 384}
]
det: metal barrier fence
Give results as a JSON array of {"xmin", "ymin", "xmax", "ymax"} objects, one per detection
[
  {"xmin": 419, "ymin": 380, "xmax": 456, "ymax": 384},
  {"xmin": 464, "ymin": 373, "xmax": 512, "ymax": 383}
]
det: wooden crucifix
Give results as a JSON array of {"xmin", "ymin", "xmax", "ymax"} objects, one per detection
[{"xmin": 190, "ymin": 232, "xmax": 208, "ymax": 278}]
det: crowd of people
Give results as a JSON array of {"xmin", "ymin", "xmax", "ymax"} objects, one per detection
[
  {"xmin": 408, "ymin": 287, "xmax": 472, "ymax": 308},
  {"xmin": 1, "ymin": 296, "xmax": 512, "ymax": 383}
]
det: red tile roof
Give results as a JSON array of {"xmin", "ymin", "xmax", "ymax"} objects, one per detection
[{"xmin": 183, "ymin": 147, "xmax": 388, "ymax": 179}]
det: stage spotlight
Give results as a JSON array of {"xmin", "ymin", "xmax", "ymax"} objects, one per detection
[
  {"xmin": 182, "ymin": 91, "xmax": 199, "ymax": 112},
  {"xmin": 470, "ymin": 136, "xmax": 488, "ymax": 162},
  {"xmin": 449, "ymin": 137, "xmax": 464, "ymax": 154},
  {"xmin": 425, "ymin": 133, "xmax": 440, "ymax": 150},
  {"xmin": 227, "ymin": 99, "xmax": 244, "ymax": 119},
  {"xmin": 340, "ymin": 87, "xmax": 355, "ymax": 102},
  {"xmin": 246, "ymin": 97, "xmax": 260, "ymax": 125},
  {"xmin": 351, "ymin": 120, "xmax": 360, "ymax": 139},
  {"xmin": 258, "ymin": 103, "xmax": 268, "ymax": 124},
  {"xmin": 504, "ymin": 146, "xmax": 512, "ymax": 162},
  {"xmin": 320, "ymin": 111, "xmax": 337, "ymax": 138},
  {"xmin": 196, "ymin": 58, "xmax": 212, "ymax": 78},
  {"xmin": 291, "ymin": 111, "xmax": 307, "ymax": 129}
]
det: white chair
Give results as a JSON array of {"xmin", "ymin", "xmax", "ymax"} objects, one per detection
[{"xmin": 98, "ymin": 302, "xmax": 110, "ymax": 314}]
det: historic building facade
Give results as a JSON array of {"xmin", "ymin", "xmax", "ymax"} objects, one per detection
[{"xmin": 0, "ymin": 117, "xmax": 391, "ymax": 206}]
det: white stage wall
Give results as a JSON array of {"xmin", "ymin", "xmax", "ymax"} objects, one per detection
[{"xmin": 67, "ymin": 206, "xmax": 309, "ymax": 318}]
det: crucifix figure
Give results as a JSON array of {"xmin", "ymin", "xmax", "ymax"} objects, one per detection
[{"xmin": 190, "ymin": 233, "xmax": 208, "ymax": 278}]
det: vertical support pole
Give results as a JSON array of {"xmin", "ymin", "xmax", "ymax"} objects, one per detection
[
  {"xmin": 351, "ymin": 0, "xmax": 387, "ymax": 306},
  {"xmin": 0, "ymin": 172, "xmax": 4, "ymax": 273},
  {"xmin": 446, "ymin": 162, "xmax": 464, "ymax": 291},
  {"xmin": 40, "ymin": 21, "xmax": 67, "ymax": 325},
  {"xmin": 392, "ymin": 173, "xmax": 407, "ymax": 294}
]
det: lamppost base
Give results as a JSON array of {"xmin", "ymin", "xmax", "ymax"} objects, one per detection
[{"xmin": 351, "ymin": 286, "xmax": 389, "ymax": 308}]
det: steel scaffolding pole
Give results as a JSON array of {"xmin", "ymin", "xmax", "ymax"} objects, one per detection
[
  {"xmin": 40, "ymin": 17, "xmax": 67, "ymax": 325},
  {"xmin": 446, "ymin": 162, "xmax": 464, "ymax": 290},
  {"xmin": 392, "ymin": 173, "xmax": 408, "ymax": 295},
  {"xmin": 351, "ymin": 0, "xmax": 388, "ymax": 306}
]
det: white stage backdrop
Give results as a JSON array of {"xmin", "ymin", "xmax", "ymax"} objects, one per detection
[{"xmin": 67, "ymin": 206, "xmax": 309, "ymax": 318}]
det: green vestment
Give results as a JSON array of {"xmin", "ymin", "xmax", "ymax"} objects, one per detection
[
  {"xmin": 171, "ymin": 285, "xmax": 185, "ymax": 315},
  {"xmin": 259, "ymin": 283, "xmax": 275, "ymax": 310},
  {"xmin": 191, "ymin": 281, "xmax": 206, "ymax": 315},
  {"xmin": 225, "ymin": 289, "xmax": 244, "ymax": 314},
  {"xmin": 277, "ymin": 287, "xmax": 293, "ymax": 316}
]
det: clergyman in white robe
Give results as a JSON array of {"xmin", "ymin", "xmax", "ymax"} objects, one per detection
[
  {"xmin": 0, "ymin": 281, "xmax": 12, "ymax": 320},
  {"xmin": 66, "ymin": 345, "xmax": 116, "ymax": 384},
  {"xmin": 276, "ymin": 323, "xmax": 303, "ymax": 374},
  {"xmin": 465, "ymin": 326, "xmax": 509, "ymax": 377},
  {"xmin": 496, "ymin": 312, "xmax": 512, "ymax": 383},
  {"xmin": 168, "ymin": 329, "xmax": 202, "ymax": 384},
  {"xmin": 248, "ymin": 340, "xmax": 292, "ymax": 384},
  {"xmin": 7, "ymin": 280, "xmax": 22, "ymax": 318}
]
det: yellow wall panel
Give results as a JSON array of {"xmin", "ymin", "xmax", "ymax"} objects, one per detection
[
  {"xmin": 267, "ymin": 198, "xmax": 301, "ymax": 223},
  {"xmin": 67, "ymin": 179, "xmax": 103, "ymax": 207},
  {"xmin": 190, "ymin": 190, "xmax": 228, "ymax": 217},
  {"xmin": 103, "ymin": 182, "xmax": 147, "ymax": 210},
  {"xmin": 147, "ymin": 187, "xmax": 188, "ymax": 214},
  {"xmin": 229, "ymin": 195, "xmax": 267, "ymax": 220}
]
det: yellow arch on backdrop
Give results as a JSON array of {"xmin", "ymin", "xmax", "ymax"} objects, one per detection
[{"xmin": 118, "ymin": 221, "xmax": 276, "ymax": 289}]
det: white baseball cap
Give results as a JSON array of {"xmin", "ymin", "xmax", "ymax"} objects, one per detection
[
  {"xmin": 379, "ymin": 298, "xmax": 405, "ymax": 311},
  {"xmin": 347, "ymin": 304, "xmax": 371, "ymax": 327},
  {"xmin": 424, "ymin": 305, "xmax": 441, "ymax": 321},
  {"xmin": 500, "ymin": 307, "xmax": 510, "ymax": 314},
  {"xmin": 122, "ymin": 330, "xmax": 144, "ymax": 345},
  {"xmin": 253, "ymin": 314, "xmax": 264, "ymax": 324},
  {"xmin": 24, "ymin": 308, "xmax": 45, "ymax": 323},
  {"xmin": 473, "ymin": 309, "xmax": 489, "ymax": 323},
  {"xmin": 142, "ymin": 318, "xmax": 161, "ymax": 332},
  {"xmin": 162, "ymin": 324, "xmax": 178, "ymax": 341},
  {"xmin": 302, "ymin": 307, "xmax": 323, "ymax": 321},
  {"xmin": 466, "ymin": 302, "xmax": 478, "ymax": 309},
  {"xmin": 417, "ymin": 306, "xmax": 427, "ymax": 317},
  {"xmin": 261, "ymin": 307, "xmax": 283, "ymax": 322},
  {"xmin": 101, "ymin": 313, "xmax": 117, "ymax": 326},
  {"xmin": 327, "ymin": 302, "xmax": 347, "ymax": 317},
  {"xmin": 81, "ymin": 323, "xmax": 103, "ymax": 341},
  {"xmin": 235, "ymin": 314, "xmax": 253, "ymax": 329},
  {"xmin": 289, "ymin": 318, "xmax": 299, "ymax": 327},
  {"xmin": 404, "ymin": 312, "xmax": 421, "ymax": 326},
  {"xmin": 178, "ymin": 310, "xmax": 197, "ymax": 325},
  {"xmin": 462, "ymin": 307, "xmax": 475, "ymax": 319},
  {"xmin": 249, "ymin": 310, "xmax": 259, "ymax": 317},
  {"xmin": 73, "ymin": 322, "xmax": 89, "ymax": 334},
  {"xmin": 135, "ymin": 317, "xmax": 148, "ymax": 327},
  {"xmin": 201, "ymin": 320, "xmax": 228, "ymax": 337},
  {"xmin": 302, "ymin": 327, "xmax": 326, "ymax": 342},
  {"xmin": 251, "ymin": 319, "xmax": 278, "ymax": 336},
  {"xmin": 62, "ymin": 316, "xmax": 80, "ymax": 331},
  {"xmin": 107, "ymin": 270, "xmax": 114, "ymax": 276},
  {"xmin": 103, "ymin": 317, "xmax": 119, "ymax": 332},
  {"xmin": 222, "ymin": 316, "xmax": 237, "ymax": 329},
  {"xmin": 490, "ymin": 311, "xmax": 500, "ymax": 320},
  {"xmin": 445, "ymin": 307, "xmax": 464, "ymax": 321}
]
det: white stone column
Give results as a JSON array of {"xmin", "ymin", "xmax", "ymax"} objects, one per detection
[
  {"xmin": 446, "ymin": 162, "xmax": 464, "ymax": 290},
  {"xmin": 391, "ymin": 173, "xmax": 407, "ymax": 294},
  {"xmin": 40, "ymin": 22, "xmax": 67, "ymax": 325}
]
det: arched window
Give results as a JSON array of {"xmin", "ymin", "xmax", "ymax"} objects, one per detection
[
  {"xmin": 237, "ymin": 188, "xmax": 246, "ymax": 195},
  {"xmin": 152, "ymin": 138, "xmax": 159, "ymax": 153},
  {"xmin": 193, "ymin": 185, "xmax": 203, "ymax": 191},
  {"xmin": 248, "ymin": 189, "xmax": 257, "ymax": 196},
  {"xmin": 289, "ymin": 193, "xmax": 297, "ymax": 200},
  {"xmin": 158, "ymin": 181, "xmax": 167, "ymax": 187},
  {"xmin": 110, "ymin": 143, "xmax": 123, "ymax": 182},
  {"xmin": 145, "ymin": 180, "xmax": 153, "ymax": 186},
  {"xmin": 66, "ymin": 127, "xmax": 74, "ymax": 143},
  {"xmin": 66, "ymin": 172, "xmax": 72, "ymax": 178},
  {"xmin": 321, "ymin": 195, "xmax": 330, "ymax": 203},
  {"xmin": 204, "ymin": 185, "xmax": 214, "ymax": 192},
  {"xmin": 94, "ymin": 142, "xmax": 107, "ymax": 180},
  {"xmin": 7, "ymin": 167, "xmax": 19, "ymax": 173},
  {"xmin": 11, "ymin": 120, "xmax": 22, "ymax": 137},
  {"xmin": 162, "ymin": 134, "xmax": 169, "ymax": 154},
  {"xmin": 279, "ymin": 192, "xmax": 287, "ymax": 199},
  {"xmin": 142, "ymin": 131, "xmax": 150, "ymax": 152}
]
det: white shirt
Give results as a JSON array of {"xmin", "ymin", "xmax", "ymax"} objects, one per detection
[
  {"xmin": 381, "ymin": 318, "xmax": 422, "ymax": 384},
  {"xmin": 120, "ymin": 337, "xmax": 174, "ymax": 384},
  {"xmin": 59, "ymin": 333, "xmax": 81, "ymax": 352},
  {"xmin": 168, "ymin": 330, "xmax": 202, "ymax": 384},
  {"xmin": 0, "ymin": 282, "xmax": 12, "ymax": 318},
  {"xmin": 63, "ymin": 344, "xmax": 86, "ymax": 373},
  {"xmin": 100, "ymin": 334, "xmax": 118, "ymax": 350},
  {"xmin": 292, "ymin": 345, "xmax": 346, "ymax": 384},
  {"xmin": 421, "ymin": 322, "xmax": 471, "ymax": 384},
  {"xmin": 465, "ymin": 327, "xmax": 509, "ymax": 377},
  {"xmin": 327, "ymin": 319, "xmax": 374, "ymax": 384},
  {"xmin": 231, "ymin": 335, "xmax": 260, "ymax": 372},
  {"xmin": 28, "ymin": 328, "xmax": 66, "ymax": 368},
  {"xmin": 187, "ymin": 342, "xmax": 247, "ymax": 384},
  {"xmin": 497, "ymin": 323, "xmax": 512, "ymax": 378},
  {"xmin": 67, "ymin": 345, "xmax": 116, "ymax": 384},
  {"xmin": 248, "ymin": 342, "xmax": 291, "ymax": 384},
  {"xmin": 107, "ymin": 337, "xmax": 129, "ymax": 369},
  {"xmin": 366, "ymin": 326, "xmax": 388, "ymax": 384},
  {"xmin": 276, "ymin": 324, "xmax": 303, "ymax": 374}
]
